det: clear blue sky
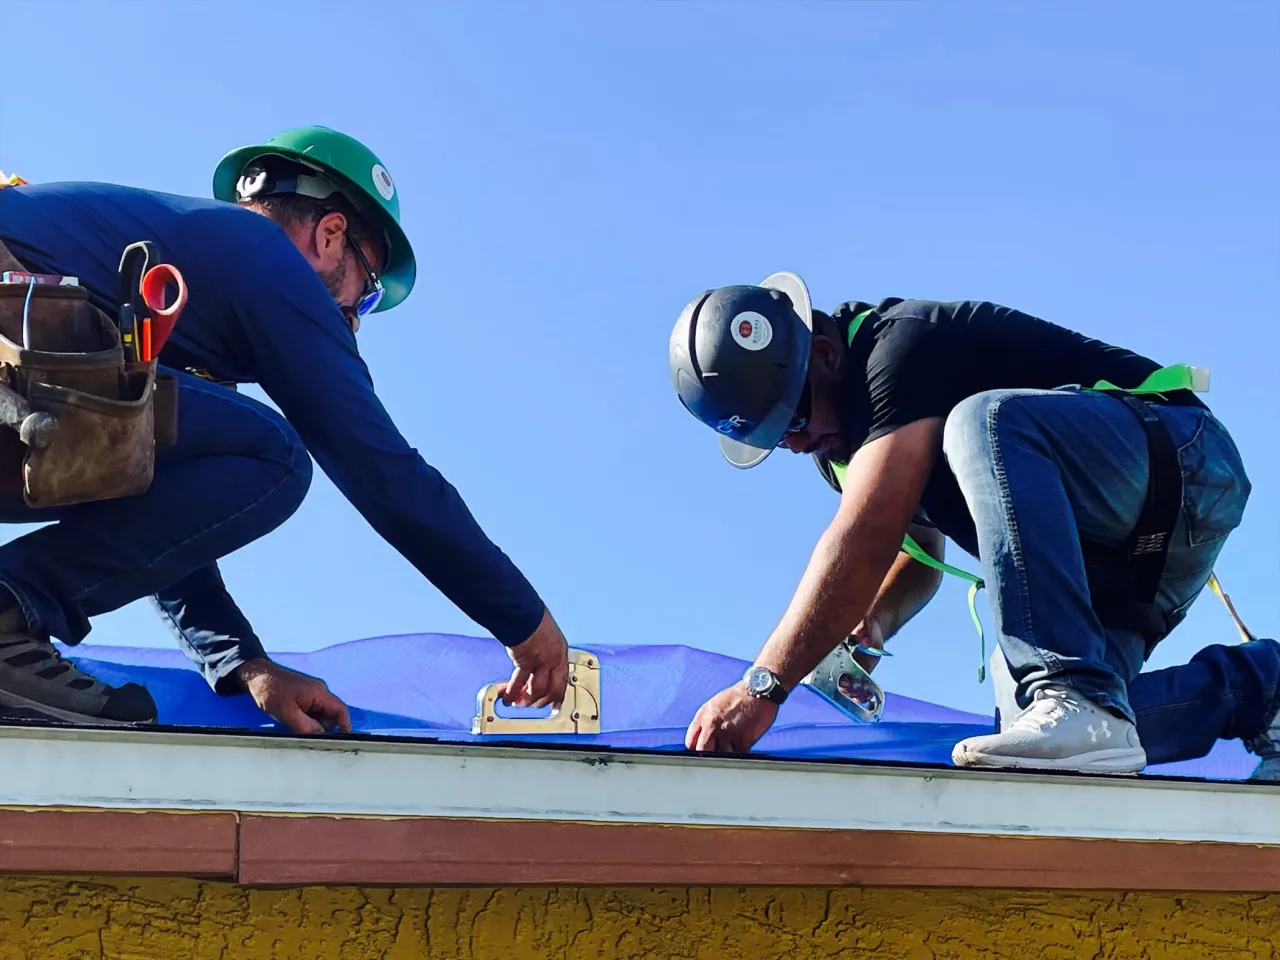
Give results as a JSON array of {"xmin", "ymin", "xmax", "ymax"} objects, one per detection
[{"xmin": 2, "ymin": 1, "xmax": 1276, "ymax": 717}]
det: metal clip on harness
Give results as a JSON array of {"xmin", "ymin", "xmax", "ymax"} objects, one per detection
[{"xmin": 802, "ymin": 640, "xmax": 886, "ymax": 723}]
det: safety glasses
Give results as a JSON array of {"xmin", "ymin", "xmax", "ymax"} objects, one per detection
[{"xmin": 346, "ymin": 234, "xmax": 385, "ymax": 319}]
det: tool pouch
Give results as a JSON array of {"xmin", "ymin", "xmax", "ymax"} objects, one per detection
[{"xmin": 0, "ymin": 273, "xmax": 179, "ymax": 508}]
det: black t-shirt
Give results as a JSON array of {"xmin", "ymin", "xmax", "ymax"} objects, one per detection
[{"xmin": 813, "ymin": 298, "xmax": 1205, "ymax": 557}]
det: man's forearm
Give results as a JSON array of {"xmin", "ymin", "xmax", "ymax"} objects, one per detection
[
  {"xmin": 861, "ymin": 525, "xmax": 944, "ymax": 640},
  {"xmin": 248, "ymin": 255, "xmax": 549, "ymax": 654},
  {"xmin": 844, "ymin": 526, "xmax": 943, "ymax": 674},
  {"xmin": 754, "ymin": 511, "xmax": 903, "ymax": 689}
]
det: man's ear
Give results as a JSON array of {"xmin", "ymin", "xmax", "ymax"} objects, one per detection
[
  {"xmin": 314, "ymin": 211, "xmax": 348, "ymax": 265},
  {"xmin": 811, "ymin": 331, "xmax": 844, "ymax": 380}
]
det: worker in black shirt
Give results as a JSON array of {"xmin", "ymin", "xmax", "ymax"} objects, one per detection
[{"xmin": 667, "ymin": 271, "xmax": 1280, "ymax": 777}]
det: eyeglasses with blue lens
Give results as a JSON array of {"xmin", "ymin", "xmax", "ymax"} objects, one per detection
[{"xmin": 345, "ymin": 234, "xmax": 385, "ymax": 318}]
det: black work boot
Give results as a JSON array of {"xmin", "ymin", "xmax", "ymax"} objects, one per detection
[{"xmin": 0, "ymin": 607, "xmax": 157, "ymax": 725}]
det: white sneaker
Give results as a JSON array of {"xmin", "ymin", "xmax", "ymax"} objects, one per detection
[{"xmin": 952, "ymin": 684, "xmax": 1147, "ymax": 774}]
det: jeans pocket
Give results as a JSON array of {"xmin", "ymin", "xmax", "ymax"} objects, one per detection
[
  {"xmin": 1175, "ymin": 413, "xmax": 1251, "ymax": 548},
  {"xmin": 1160, "ymin": 583, "xmax": 1202, "ymax": 638}
]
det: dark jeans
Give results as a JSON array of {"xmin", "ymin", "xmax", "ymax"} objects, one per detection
[
  {"xmin": 0, "ymin": 369, "xmax": 311, "ymax": 650},
  {"xmin": 945, "ymin": 387, "xmax": 1280, "ymax": 762}
]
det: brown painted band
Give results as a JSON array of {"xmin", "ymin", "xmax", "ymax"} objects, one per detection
[
  {"xmin": 237, "ymin": 815, "xmax": 1280, "ymax": 892},
  {"xmin": 0, "ymin": 810, "xmax": 237, "ymax": 879},
  {"xmin": 2, "ymin": 808, "xmax": 1277, "ymax": 892}
]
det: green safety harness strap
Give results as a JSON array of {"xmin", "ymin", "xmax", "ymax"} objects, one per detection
[{"xmin": 826, "ymin": 308, "xmax": 1220, "ymax": 681}]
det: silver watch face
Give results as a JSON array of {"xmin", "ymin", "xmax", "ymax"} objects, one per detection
[{"xmin": 745, "ymin": 667, "xmax": 774, "ymax": 694}]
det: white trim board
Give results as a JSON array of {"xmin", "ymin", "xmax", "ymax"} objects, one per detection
[{"xmin": 0, "ymin": 727, "xmax": 1276, "ymax": 846}]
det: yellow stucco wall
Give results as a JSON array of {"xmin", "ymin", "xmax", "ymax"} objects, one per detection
[{"xmin": 0, "ymin": 877, "xmax": 1277, "ymax": 959}]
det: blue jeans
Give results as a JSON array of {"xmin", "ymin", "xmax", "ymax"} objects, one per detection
[
  {"xmin": 943, "ymin": 387, "xmax": 1280, "ymax": 764},
  {"xmin": 0, "ymin": 369, "xmax": 312, "ymax": 647}
]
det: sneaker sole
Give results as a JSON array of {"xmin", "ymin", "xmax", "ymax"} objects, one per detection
[
  {"xmin": 952, "ymin": 745, "xmax": 1147, "ymax": 775},
  {"xmin": 0, "ymin": 688, "xmax": 156, "ymax": 727}
]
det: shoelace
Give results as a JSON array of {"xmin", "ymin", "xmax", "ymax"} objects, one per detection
[{"xmin": 1010, "ymin": 688, "xmax": 1081, "ymax": 733}]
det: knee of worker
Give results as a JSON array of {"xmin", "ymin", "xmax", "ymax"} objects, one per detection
[
  {"xmin": 274, "ymin": 420, "xmax": 314, "ymax": 511},
  {"xmin": 250, "ymin": 409, "xmax": 313, "ymax": 512},
  {"xmin": 167, "ymin": 376, "xmax": 313, "ymax": 498},
  {"xmin": 942, "ymin": 390, "xmax": 1011, "ymax": 477},
  {"xmin": 943, "ymin": 389, "xmax": 1054, "ymax": 478},
  {"xmin": 218, "ymin": 408, "xmax": 313, "ymax": 526},
  {"xmin": 1178, "ymin": 413, "xmax": 1252, "ymax": 546}
]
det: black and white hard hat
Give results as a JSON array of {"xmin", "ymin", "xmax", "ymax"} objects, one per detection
[{"xmin": 668, "ymin": 271, "xmax": 814, "ymax": 468}]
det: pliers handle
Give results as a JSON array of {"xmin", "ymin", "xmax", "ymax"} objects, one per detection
[
  {"xmin": 140, "ymin": 262, "xmax": 187, "ymax": 361},
  {"xmin": 116, "ymin": 241, "xmax": 157, "ymax": 363}
]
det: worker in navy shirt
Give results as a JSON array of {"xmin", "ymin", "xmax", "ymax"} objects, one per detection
[{"xmin": 0, "ymin": 126, "xmax": 570, "ymax": 732}]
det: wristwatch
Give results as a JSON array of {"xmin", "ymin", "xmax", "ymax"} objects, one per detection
[{"xmin": 742, "ymin": 665, "xmax": 789, "ymax": 705}]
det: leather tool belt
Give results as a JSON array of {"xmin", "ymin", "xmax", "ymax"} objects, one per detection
[{"xmin": 0, "ymin": 238, "xmax": 177, "ymax": 508}]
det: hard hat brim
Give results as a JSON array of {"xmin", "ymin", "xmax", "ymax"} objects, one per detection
[
  {"xmin": 717, "ymin": 271, "xmax": 815, "ymax": 469},
  {"xmin": 718, "ymin": 435, "xmax": 778, "ymax": 468}
]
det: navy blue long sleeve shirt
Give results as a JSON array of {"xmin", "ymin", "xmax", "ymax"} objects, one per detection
[{"xmin": 0, "ymin": 182, "xmax": 546, "ymax": 689}]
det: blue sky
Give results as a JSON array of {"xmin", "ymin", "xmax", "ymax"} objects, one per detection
[{"xmin": 1, "ymin": 1, "xmax": 1276, "ymax": 717}]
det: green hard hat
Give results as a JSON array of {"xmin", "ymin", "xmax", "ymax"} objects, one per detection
[{"xmin": 213, "ymin": 125, "xmax": 416, "ymax": 312}]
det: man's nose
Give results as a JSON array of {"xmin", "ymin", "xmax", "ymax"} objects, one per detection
[{"xmin": 781, "ymin": 432, "xmax": 809, "ymax": 454}]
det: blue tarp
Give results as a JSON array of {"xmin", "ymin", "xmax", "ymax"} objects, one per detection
[{"xmin": 63, "ymin": 633, "xmax": 1259, "ymax": 781}]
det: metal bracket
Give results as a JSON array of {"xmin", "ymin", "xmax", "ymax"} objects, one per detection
[
  {"xmin": 801, "ymin": 640, "xmax": 885, "ymax": 723},
  {"xmin": 471, "ymin": 647, "xmax": 601, "ymax": 736}
]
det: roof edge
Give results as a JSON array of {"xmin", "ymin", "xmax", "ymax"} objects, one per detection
[{"xmin": 0, "ymin": 726, "xmax": 1276, "ymax": 847}]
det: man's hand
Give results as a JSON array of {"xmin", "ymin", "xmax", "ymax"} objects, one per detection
[
  {"xmin": 235, "ymin": 658, "xmax": 352, "ymax": 735},
  {"xmin": 497, "ymin": 608, "xmax": 570, "ymax": 708},
  {"xmin": 848, "ymin": 613, "xmax": 887, "ymax": 675},
  {"xmin": 686, "ymin": 683, "xmax": 778, "ymax": 753}
]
